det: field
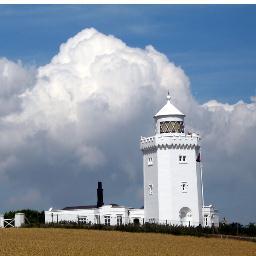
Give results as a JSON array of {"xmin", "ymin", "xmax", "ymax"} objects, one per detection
[{"xmin": 0, "ymin": 228, "xmax": 255, "ymax": 256}]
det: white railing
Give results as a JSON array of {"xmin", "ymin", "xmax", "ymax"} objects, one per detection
[
  {"xmin": 3, "ymin": 218, "xmax": 15, "ymax": 228},
  {"xmin": 46, "ymin": 214, "xmax": 210, "ymax": 227}
]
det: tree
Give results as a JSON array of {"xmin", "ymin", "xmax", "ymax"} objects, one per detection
[{"xmin": 4, "ymin": 209, "xmax": 45, "ymax": 224}]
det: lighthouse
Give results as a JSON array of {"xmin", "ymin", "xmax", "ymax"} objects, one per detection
[
  {"xmin": 140, "ymin": 93, "xmax": 204, "ymax": 226},
  {"xmin": 44, "ymin": 93, "xmax": 218, "ymax": 227}
]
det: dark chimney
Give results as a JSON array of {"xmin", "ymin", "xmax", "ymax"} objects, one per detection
[{"xmin": 97, "ymin": 181, "xmax": 104, "ymax": 208}]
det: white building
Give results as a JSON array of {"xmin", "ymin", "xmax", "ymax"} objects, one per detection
[
  {"xmin": 45, "ymin": 204, "xmax": 144, "ymax": 226},
  {"xmin": 141, "ymin": 93, "xmax": 218, "ymax": 227},
  {"xmin": 45, "ymin": 94, "xmax": 218, "ymax": 227},
  {"xmin": 45, "ymin": 182, "xmax": 145, "ymax": 225}
]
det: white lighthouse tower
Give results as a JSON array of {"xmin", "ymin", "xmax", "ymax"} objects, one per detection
[{"xmin": 140, "ymin": 93, "xmax": 204, "ymax": 226}]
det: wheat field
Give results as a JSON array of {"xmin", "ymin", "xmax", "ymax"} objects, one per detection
[{"xmin": 0, "ymin": 228, "xmax": 255, "ymax": 256}]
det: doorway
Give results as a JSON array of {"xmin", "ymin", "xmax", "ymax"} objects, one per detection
[{"xmin": 179, "ymin": 207, "xmax": 192, "ymax": 226}]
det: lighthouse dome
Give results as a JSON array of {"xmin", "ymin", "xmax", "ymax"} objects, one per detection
[{"xmin": 154, "ymin": 93, "xmax": 185, "ymax": 134}]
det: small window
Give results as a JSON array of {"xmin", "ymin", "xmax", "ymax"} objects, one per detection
[
  {"xmin": 117, "ymin": 215, "xmax": 122, "ymax": 226},
  {"xmin": 204, "ymin": 215, "xmax": 208, "ymax": 226},
  {"xmin": 78, "ymin": 216, "xmax": 87, "ymax": 224},
  {"xmin": 179, "ymin": 155, "xmax": 187, "ymax": 163},
  {"xmin": 104, "ymin": 216, "xmax": 110, "ymax": 226},
  {"xmin": 95, "ymin": 215, "xmax": 100, "ymax": 224},
  {"xmin": 149, "ymin": 184, "xmax": 153, "ymax": 195},
  {"xmin": 181, "ymin": 182, "xmax": 188, "ymax": 193},
  {"xmin": 148, "ymin": 157, "xmax": 153, "ymax": 166}
]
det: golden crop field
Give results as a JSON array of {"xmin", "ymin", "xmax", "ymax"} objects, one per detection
[{"xmin": 0, "ymin": 228, "xmax": 255, "ymax": 256}]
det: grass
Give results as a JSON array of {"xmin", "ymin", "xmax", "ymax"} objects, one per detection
[{"xmin": 0, "ymin": 228, "xmax": 255, "ymax": 256}]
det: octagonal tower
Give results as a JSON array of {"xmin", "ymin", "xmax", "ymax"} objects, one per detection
[{"xmin": 140, "ymin": 93, "xmax": 203, "ymax": 226}]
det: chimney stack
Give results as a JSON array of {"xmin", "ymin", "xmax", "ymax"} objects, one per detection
[{"xmin": 97, "ymin": 181, "xmax": 104, "ymax": 208}]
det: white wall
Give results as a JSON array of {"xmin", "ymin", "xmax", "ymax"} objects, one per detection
[
  {"xmin": 45, "ymin": 205, "xmax": 144, "ymax": 226},
  {"xmin": 143, "ymin": 148, "xmax": 159, "ymax": 222},
  {"xmin": 129, "ymin": 209, "xmax": 144, "ymax": 224},
  {"xmin": 0, "ymin": 214, "xmax": 4, "ymax": 228},
  {"xmin": 14, "ymin": 213, "xmax": 25, "ymax": 228},
  {"xmin": 203, "ymin": 206, "xmax": 219, "ymax": 227},
  {"xmin": 142, "ymin": 133, "xmax": 203, "ymax": 226}
]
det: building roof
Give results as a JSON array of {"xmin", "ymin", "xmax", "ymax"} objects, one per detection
[
  {"xmin": 62, "ymin": 203, "xmax": 121, "ymax": 211},
  {"xmin": 154, "ymin": 94, "xmax": 185, "ymax": 118},
  {"xmin": 109, "ymin": 203, "xmax": 121, "ymax": 208},
  {"xmin": 62, "ymin": 205, "xmax": 97, "ymax": 210}
]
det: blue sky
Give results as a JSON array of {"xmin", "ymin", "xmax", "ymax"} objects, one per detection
[
  {"xmin": 0, "ymin": 5, "xmax": 255, "ymax": 104},
  {"xmin": 1, "ymin": 5, "xmax": 256, "ymax": 224}
]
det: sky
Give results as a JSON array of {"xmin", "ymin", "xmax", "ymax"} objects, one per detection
[
  {"xmin": 1, "ymin": 5, "xmax": 256, "ymax": 103},
  {"xmin": 0, "ymin": 5, "xmax": 255, "ymax": 224}
]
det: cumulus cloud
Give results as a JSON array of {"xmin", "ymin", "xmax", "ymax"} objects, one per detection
[
  {"xmin": 0, "ymin": 58, "xmax": 35, "ymax": 116},
  {"xmin": 5, "ymin": 28, "xmax": 192, "ymax": 170},
  {"xmin": 0, "ymin": 28, "xmax": 255, "ymax": 223},
  {"xmin": 202, "ymin": 99, "xmax": 256, "ymax": 153}
]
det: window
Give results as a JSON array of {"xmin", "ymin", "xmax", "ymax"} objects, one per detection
[
  {"xmin": 148, "ymin": 184, "xmax": 153, "ymax": 195},
  {"xmin": 95, "ymin": 215, "xmax": 100, "ymax": 224},
  {"xmin": 117, "ymin": 215, "xmax": 122, "ymax": 226},
  {"xmin": 204, "ymin": 215, "xmax": 208, "ymax": 226},
  {"xmin": 104, "ymin": 216, "xmax": 110, "ymax": 226},
  {"xmin": 179, "ymin": 155, "xmax": 187, "ymax": 163},
  {"xmin": 148, "ymin": 157, "xmax": 153, "ymax": 166},
  {"xmin": 78, "ymin": 216, "xmax": 87, "ymax": 224},
  {"xmin": 181, "ymin": 182, "xmax": 188, "ymax": 193},
  {"xmin": 160, "ymin": 121, "xmax": 184, "ymax": 133}
]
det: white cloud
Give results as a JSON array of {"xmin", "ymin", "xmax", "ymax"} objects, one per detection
[
  {"xmin": 0, "ymin": 28, "xmax": 255, "ymax": 222},
  {"xmin": 0, "ymin": 58, "xmax": 35, "ymax": 116},
  {"xmin": 5, "ymin": 28, "xmax": 191, "ymax": 165},
  {"xmin": 201, "ymin": 98, "xmax": 256, "ymax": 154}
]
